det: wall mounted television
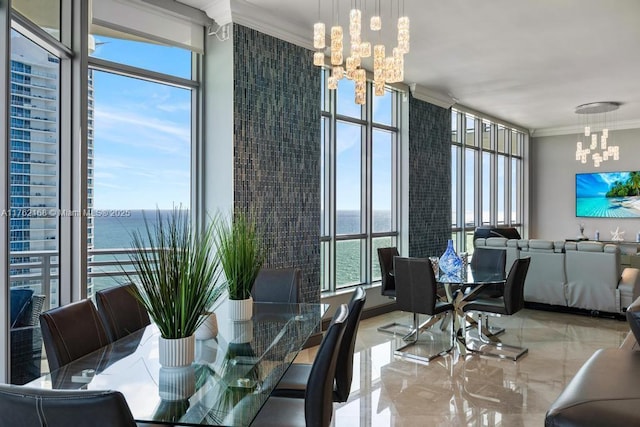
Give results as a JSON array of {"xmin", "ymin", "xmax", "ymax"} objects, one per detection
[{"xmin": 576, "ymin": 171, "xmax": 640, "ymax": 218}]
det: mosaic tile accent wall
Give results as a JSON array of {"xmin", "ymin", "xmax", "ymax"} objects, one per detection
[
  {"xmin": 408, "ymin": 94, "xmax": 452, "ymax": 258},
  {"xmin": 233, "ymin": 25, "xmax": 321, "ymax": 304}
]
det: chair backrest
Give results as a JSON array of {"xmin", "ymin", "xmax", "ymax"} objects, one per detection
[
  {"xmin": 377, "ymin": 247, "xmax": 399, "ymax": 297},
  {"xmin": 393, "ymin": 257, "xmax": 439, "ymax": 316},
  {"xmin": 334, "ymin": 287, "xmax": 366, "ymax": 402},
  {"xmin": 95, "ymin": 283, "xmax": 151, "ymax": 342},
  {"xmin": 0, "ymin": 384, "xmax": 137, "ymax": 427},
  {"xmin": 305, "ymin": 304, "xmax": 348, "ymax": 427},
  {"xmin": 470, "ymin": 247, "xmax": 507, "ymax": 274},
  {"xmin": 251, "ymin": 267, "xmax": 302, "ymax": 303},
  {"xmin": 39, "ymin": 299, "xmax": 110, "ymax": 372},
  {"xmin": 504, "ymin": 257, "xmax": 531, "ymax": 315}
]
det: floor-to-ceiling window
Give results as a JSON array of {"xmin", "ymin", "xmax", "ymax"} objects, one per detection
[
  {"xmin": 2, "ymin": 0, "xmax": 206, "ymax": 383},
  {"xmin": 5, "ymin": 0, "xmax": 68, "ymax": 384},
  {"xmin": 320, "ymin": 71, "xmax": 401, "ymax": 292},
  {"xmin": 85, "ymin": 33, "xmax": 196, "ymax": 297},
  {"xmin": 451, "ymin": 108, "xmax": 526, "ymax": 252}
]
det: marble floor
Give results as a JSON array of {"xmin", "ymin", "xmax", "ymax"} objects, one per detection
[{"xmin": 295, "ymin": 308, "xmax": 630, "ymax": 427}]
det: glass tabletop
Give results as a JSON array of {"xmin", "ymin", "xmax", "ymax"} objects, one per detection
[
  {"xmin": 437, "ymin": 266, "xmax": 506, "ymax": 285},
  {"xmin": 27, "ymin": 302, "xmax": 327, "ymax": 426}
]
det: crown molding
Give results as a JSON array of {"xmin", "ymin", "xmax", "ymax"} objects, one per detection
[
  {"xmin": 409, "ymin": 83, "xmax": 455, "ymax": 109},
  {"xmin": 532, "ymin": 119, "xmax": 640, "ymax": 138}
]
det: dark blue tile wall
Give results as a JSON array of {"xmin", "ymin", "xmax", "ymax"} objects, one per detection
[
  {"xmin": 408, "ymin": 94, "xmax": 452, "ymax": 258},
  {"xmin": 233, "ymin": 24, "xmax": 321, "ymax": 304}
]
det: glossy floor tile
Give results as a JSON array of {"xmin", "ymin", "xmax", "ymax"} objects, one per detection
[{"xmin": 306, "ymin": 308, "xmax": 631, "ymax": 426}]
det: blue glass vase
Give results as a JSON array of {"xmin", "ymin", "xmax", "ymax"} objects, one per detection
[{"xmin": 439, "ymin": 239, "xmax": 462, "ymax": 276}]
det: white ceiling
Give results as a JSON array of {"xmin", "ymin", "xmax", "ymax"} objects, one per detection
[{"xmin": 177, "ymin": 0, "xmax": 640, "ymax": 135}]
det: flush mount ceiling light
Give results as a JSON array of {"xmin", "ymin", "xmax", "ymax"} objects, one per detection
[
  {"xmin": 313, "ymin": 0, "xmax": 410, "ymax": 105},
  {"xmin": 575, "ymin": 102, "xmax": 621, "ymax": 167}
]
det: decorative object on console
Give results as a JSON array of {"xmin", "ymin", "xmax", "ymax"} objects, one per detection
[
  {"xmin": 577, "ymin": 223, "xmax": 587, "ymax": 240},
  {"xmin": 439, "ymin": 239, "xmax": 462, "ymax": 276},
  {"xmin": 312, "ymin": 0, "xmax": 410, "ymax": 104},
  {"xmin": 611, "ymin": 227, "xmax": 625, "ymax": 242},
  {"xmin": 574, "ymin": 101, "xmax": 620, "ymax": 167}
]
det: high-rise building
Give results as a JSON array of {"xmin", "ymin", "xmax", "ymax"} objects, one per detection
[{"xmin": 9, "ymin": 33, "xmax": 94, "ymax": 306}]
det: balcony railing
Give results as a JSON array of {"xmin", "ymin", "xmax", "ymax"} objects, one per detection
[{"xmin": 9, "ymin": 248, "xmax": 155, "ymax": 311}]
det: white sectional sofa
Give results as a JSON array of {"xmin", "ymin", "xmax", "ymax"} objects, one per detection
[{"xmin": 474, "ymin": 238, "xmax": 640, "ymax": 314}]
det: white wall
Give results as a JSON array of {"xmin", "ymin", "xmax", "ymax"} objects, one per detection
[{"xmin": 531, "ymin": 128, "xmax": 640, "ymax": 240}]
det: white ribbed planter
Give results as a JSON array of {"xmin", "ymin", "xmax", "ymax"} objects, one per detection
[
  {"xmin": 194, "ymin": 312, "xmax": 218, "ymax": 341},
  {"xmin": 158, "ymin": 366, "xmax": 196, "ymax": 401},
  {"xmin": 231, "ymin": 320, "xmax": 254, "ymax": 343},
  {"xmin": 158, "ymin": 335, "xmax": 195, "ymax": 368},
  {"xmin": 229, "ymin": 297, "xmax": 253, "ymax": 321}
]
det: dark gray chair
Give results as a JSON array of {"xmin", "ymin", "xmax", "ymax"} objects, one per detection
[
  {"xmin": 252, "ymin": 267, "xmax": 301, "ymax": 303},
  {"xmin": 95, "ymin": 283, "xmax": 150, "ymax": 342},
  {"xmin": 470, "ymin": 247, "xmax": 507, "ymax": 273},
  {"xmin": 250, "ymin": 304, "xmax": 349, "ymax": 427},
  {"xmin": 470, "ymin": 247, "xmax": 508, "ymax": 335},
  {"xmin": 0, "ymin": 384, "xmax": 136, "ymax": 427},
  {"xmin": 271, "ymin": 287, "xmax": 366, "ymax": 402},
  {"xmin": 39, "ymin": 299, "xmax": 110, "ymax": 372},
  {"xmin": 393, "ymin": 257, "xmax": 455, "ymax": 362},
  {"xmin": 377, "ymin": 247, "xmax": 413, "ymax": 335},
  {"xmin": 462, "ymin": 257, "xmax": 531, "ymax": 361}
]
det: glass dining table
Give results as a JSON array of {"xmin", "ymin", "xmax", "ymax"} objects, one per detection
[
  {"xmin": 27, "ymin": 301, "xmax": 327, "ymax": 426},
  {"xmin": 437, "ymin": 266, "xmax": 507, "ymax": 351}
]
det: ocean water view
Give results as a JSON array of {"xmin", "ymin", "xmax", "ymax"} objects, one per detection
[{"xmin": 91, "ymin": 210, "xmax": 393, "ymax": 292}]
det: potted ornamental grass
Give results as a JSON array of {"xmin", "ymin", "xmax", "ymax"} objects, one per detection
[
  {"xmin": 213, "ymin": 211, "xmax": 265, "ymax": 321},
  {"xmin": 125, "ymin": 207, "xmax": 224, "ymax": 367}
]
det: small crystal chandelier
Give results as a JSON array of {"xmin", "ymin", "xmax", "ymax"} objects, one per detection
[
  {"xmin": 313, "ymin": 0, "xmax": 410, "ymax": 105},
  {"xmin": 575, "ymin": 102, "xmax": 621, "ymax": 168}
]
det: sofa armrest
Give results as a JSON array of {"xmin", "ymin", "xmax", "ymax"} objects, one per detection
[
  {"xmin": 619, "ymin": 267, "xmax": 640, "ymax": 302},
  {"xmin": 545, "ymin": 349, "xmax": 640, "ymax": 427}
]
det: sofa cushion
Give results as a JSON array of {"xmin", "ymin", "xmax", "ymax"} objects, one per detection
[
  {"xmin": 485, "ymin": 237, "xmax": 507, "ymax": 247},
  {"xmin": 576, "ymin": 241, "xmax": 604, "ymax": 252},
  {"xmin": 529, "ymin": 239, "xmax": 555, "ymax": 252},
  {"xmin": 10, "ymin": 289, "xmax": 34, "ymax": 328}
]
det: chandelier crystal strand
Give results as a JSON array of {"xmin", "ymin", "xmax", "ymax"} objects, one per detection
[
  {"xmin": 313, "ymin": 0, "xmax": 325, "ymax": 67},
  {"xmin": 397, "ymin": 16, "xmax": 410, "ymax": 54},
  {"xmin": 360, "ymin": 41, "xmax": 371, "ymax": 58},
  {"xmin": 314, "ymin": 23, "xmax": 326, "ymax": 49},
  {"xmin": 313, "ymin": 51, "xmax": 324, "ymax": 66},
  {"xmin": 355, "ymin": 68, "xmax": 366, "ymax": 105},
  {"xmin": 371, "ymin": 0, "xmax": 381, "ymax": 31},
  {"xmin": 331, "ymin": 25, "xmax": 343, "ymax": 65}
]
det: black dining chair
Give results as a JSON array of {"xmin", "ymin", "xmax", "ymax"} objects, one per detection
[
  {"xmin": 95, "ymin": 283, "xmax": 150, "ymax": 342},
  {"xmin": 393, "ymin": 257, "xmax": 455, "ymax": 362},
  {"xmin": 462, "ymin": 257, "xmax": 531, "ymax": 361},
  {"xmin": 252, "ymin": 267, "xmax": 302, "ymax": 304},
  {"xmin": 39, "ymin": 299, "xmax": 110, "ymax": 372},
  {"xmin": 271, "ymin": 287, "xmax": 366, "ymax": 402},
  {"xmin": 376, "ymin": 247, "xmax": 413, "ymax": 335},
  {"xmin": 469, "ymin": 247, "xmax": 508, "ymax": 335},
  {"xmin": 0, "ymin": 385, "xmax": 137, "ymax": 427},
  {"xmin": 250, "ymin": 304, "xmax": 349, "ymax": 427}
]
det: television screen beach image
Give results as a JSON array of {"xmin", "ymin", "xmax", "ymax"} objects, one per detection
[{"xmin": 576, "ymin": 171, "xmax": 640, "ymax": 218}]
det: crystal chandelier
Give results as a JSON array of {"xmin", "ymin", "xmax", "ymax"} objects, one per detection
[
  {"xmin": 575, "ymin": 102, "xmax": 621, "ymax": 168},
  {"xmin": 313, "ymin": 0, "xmax": 410, "ymax": 105}
]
